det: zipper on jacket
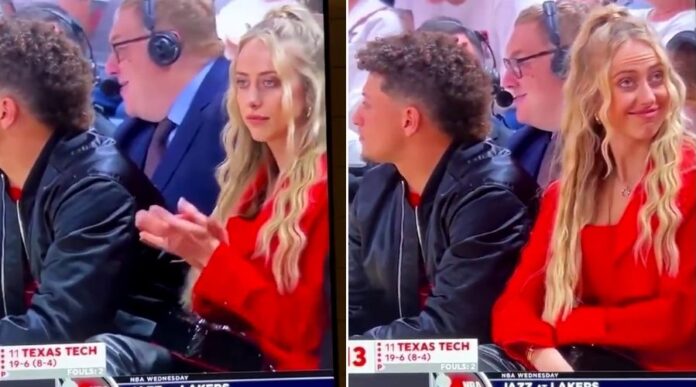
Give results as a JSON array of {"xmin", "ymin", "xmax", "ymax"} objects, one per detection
[
  {"xmin": 15, "ymin": 200, "xmax": 32, "ymax": 326},
  {"xmin": 1, "ymin": 174, "xmax": 8, "ymax": 316},
  {"xmin": 414, "ymin": 207, "xmax": 423, "ymax": 257},
  {"xmin": 397, "ymin": 181, "xmax": 405, "ymax": 318},
  {"xmin": 16, "ymin": 202, "xmax": 29, "ymax": 262}
]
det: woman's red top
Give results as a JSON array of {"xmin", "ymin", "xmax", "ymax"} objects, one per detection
[
  {"xmin": 493, "ymin": 144, "xmax": 696, "ymax": 371},
  {"xmin": 193, "ymin": 156, "xmax": 330, "ymax": 370}
]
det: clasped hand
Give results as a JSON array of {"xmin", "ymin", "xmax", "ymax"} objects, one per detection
[{"xmin": 135, "ymin": 198, "xmax": 229, "ymax": 269}]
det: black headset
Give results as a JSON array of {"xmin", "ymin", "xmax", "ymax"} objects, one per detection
[
  {"xmin": 417, "ymin": 18, "xmax": 493, "ymax": 70},
  {"xmin": 16, "ymin": 3, "xmax": 97, "ymax": 81},
  {"xmin": 473, "ymin": 30, "xmax": 497, "ymax": 75},
  {"xmin": 474, "ymin": 30, "xmax": 514, "ymax": 108},
  {"xmin": 473, "ymin": 31, "xmax": 515, "ymax": 108},
  {"xmin": 142, "ymin": 0, "xmax": 181, "ymax": 66},
  {"xmin": 542, "ymin": 1, "xmax": 569, "ymax": 79},
  {"xmin": 416, "ymin": 17, "xmax": 513, "ymax": 107}
]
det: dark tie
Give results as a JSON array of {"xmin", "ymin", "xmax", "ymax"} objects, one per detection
[{"xmin": 144, "ymin": 118, "xmax": 176, "ymax": 178}]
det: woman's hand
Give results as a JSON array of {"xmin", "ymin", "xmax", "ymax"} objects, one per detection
[
  {"xmin": 529, "ymin": 348, "xmax": 574, "ymax": 372},
  {"xmin": 136, "ymin": 198, "xmax": 229, "ymax": 269}
]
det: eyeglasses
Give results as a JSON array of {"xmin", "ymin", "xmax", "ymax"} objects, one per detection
[
  {"xmin": 503, "ymin": 49, "xmax": 558, "ymax": 79},
  {"xmin": 111, "ymin": 34, "xmax": 150, "ymax": 62}
]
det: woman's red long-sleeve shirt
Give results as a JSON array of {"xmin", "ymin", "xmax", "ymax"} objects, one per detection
[
  {"xmin": 492, "ymin": 143, "xmax": 696, "ymax": 371},
  {"xmin": 192, "ymin": 157, "xmax": 330, "ymax": 371}
]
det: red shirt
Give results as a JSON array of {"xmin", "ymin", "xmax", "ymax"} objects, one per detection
[
  {"xmin": 192, "ymin": 156, "xmax": 330, "ymax": 371},
  {"xmin": 8, "ymin": 186, "xmax": 21, "ymax": 201},
  {"xmin": 492, "ymin": 143, "xmax": 696, "ymax": 371}
]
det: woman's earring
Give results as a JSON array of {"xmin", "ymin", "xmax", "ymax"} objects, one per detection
[
  {"xmin": 305, "ymin": 105, "xmax": 313, "ymax": 118},
  {"xmin": 594, "ymin": 114, "xmax": 601, "ymax": 125}
]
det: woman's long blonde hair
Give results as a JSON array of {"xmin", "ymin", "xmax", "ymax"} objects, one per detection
[
  {"xmin": 183, "ymin": 4, "xmax": 325, "ymax": 307},
  {"xmin": 543, "ymin": 4, "xmax": 695, "ymax": 323}
]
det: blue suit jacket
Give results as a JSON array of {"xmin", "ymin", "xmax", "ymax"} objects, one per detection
[
  {"xmin": 506, "ymin": 125, "xmax": 553, "ymax": 181},
  {"xmin": 114, "ymin": 57, "xmax": 229, "ymax": 215}
]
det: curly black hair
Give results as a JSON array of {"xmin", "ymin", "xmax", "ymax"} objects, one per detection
[
  {"xmin": 356, "ymin": 31, "xmax": 491, "ymax": 142},
  {"xmin": 0, "ymin": 18, "xmax": 93, "ymax": 131}
]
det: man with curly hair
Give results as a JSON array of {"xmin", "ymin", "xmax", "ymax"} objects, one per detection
[
  {"xmin": 0, "ymin": 18, "xmax": 183, "ymax": 348},
  {"xmin": 348, "ymin": 31, "xmax": 539, "ymax": 339}
]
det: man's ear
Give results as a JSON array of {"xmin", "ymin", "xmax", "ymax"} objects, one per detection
[
  {"xmin": 402, "ymin": 106, "xmax": 421, "ymax": 137},
  {"xmin": 0, "ymin": 96, "xmax": 19, "ymax": 131}
]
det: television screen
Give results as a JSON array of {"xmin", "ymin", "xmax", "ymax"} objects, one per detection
[
  {"xmin": 347, "ymin": 0, "xmax": 696, "ymax": 385},
  {"xmin": 0, "ymin": 1, "xmax": 338, "ymax": 386}
]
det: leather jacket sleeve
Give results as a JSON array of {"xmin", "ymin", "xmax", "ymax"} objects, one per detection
[
  {"xmin": 357, "ymin": 185, "xmax": 534, "ymax": 339},
  {"xmin": 348, "ymin": 199, "xmax": 375, "ymax": 335},
  {"xmin": 0, "ymin": 177, "xmax": 139, "ymax": 344}
]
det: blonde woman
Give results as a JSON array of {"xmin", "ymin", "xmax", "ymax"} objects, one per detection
[
  {"xmin": 136, "ymin": 4, "xmax": 329, "ymax": 371},
  {"xmin": 491, "ymin": 5, "xmax": 696, "ymax": 371}
]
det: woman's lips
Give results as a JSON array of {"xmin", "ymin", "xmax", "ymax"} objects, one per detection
[
  {"xmin": 629, "ymin": 107, "xmax": 659, "ymax": 119},
  {"xmin": 245, "ymin": 115, "xmax": 269, "ymax": 125}
]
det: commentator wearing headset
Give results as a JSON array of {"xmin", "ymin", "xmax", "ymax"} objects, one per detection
[
  {"xmin": 106, "ymin": 0, "xmax": 228, "ymax": 216},
  {"xmin": 502, "ymin": 0, "xmax": 591, "ymax": 187}
]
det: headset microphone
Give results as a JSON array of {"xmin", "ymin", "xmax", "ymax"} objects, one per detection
[
  {"xmin": 489, "ymin": 68, "xmax": 513, "ymax": 108},
  {"xmin": 99, "ymin": 78, "xmax": 121, "ymax": 98},
  {"xmin": 495, "ymin": 87, "xmax": 514, "ymax": 108},
  {"xmin": 475, "ymin": 32, "xmax": 513, "ymax": 109}
]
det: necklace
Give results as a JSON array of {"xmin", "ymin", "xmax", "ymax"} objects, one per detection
[
  {"xmin": 607, "ymin": 176, "xmax": 634, "ymax": 224},
  {"xmin": 615, "ymin": 172, "xmax": 636, "ymax": 198}
]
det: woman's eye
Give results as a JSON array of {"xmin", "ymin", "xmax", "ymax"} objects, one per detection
[
  {"xmin": 649, "ymin": 71, "xmax": 664, "ymax": 84},
  {"xmin": 618, "ymin": 78, "xmax": 635, "ymax": 89},
  {"xmin": 262, "ymin": 78, "xmax": 279, "ymax": 88}
]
